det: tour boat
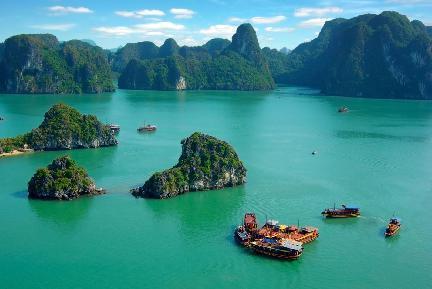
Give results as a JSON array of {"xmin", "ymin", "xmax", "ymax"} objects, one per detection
[
  {"xmin": 338, "ymin": 106, "xmax": 349, "ymax": 113},
  {"xmin": 249, "ymin": 238, "xmax": 303, "ymax": 260},
  {"xmin": 257, "ymin": 221, "xmax": 319, "ymax": 244},
  {"xmin": 321, "ymin": 204, "xmax": 360, "ymax": 218},
  {"xmin": 138, "ymin": 124, "xmax": 157, "ymax": 132},
  {"xmin": 109, "ymin": 124, "xmax": 120, "ymax": 133},
  {"xmin": 385, "ymin": 217, "xmax": 401, "ymax": 237}
]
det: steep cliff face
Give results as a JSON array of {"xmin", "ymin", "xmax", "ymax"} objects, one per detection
[
  {"xmin": 0, "ymin": 103, "xmax": 118, "ymax": 152},
  {"xmin": 117, "ymin": 24, "xmax": 274, "ymax": 91},
  {"xmin": 131, "ymin": 132, "xmax": 247, "ymax": 199},
  {"xmin": 0, "ymin": 34, "xmax": 114, "ymax": 94},
  {"xmin": 28, "ymin": 155, "xmax": 103, "ymax": 200},
  {"xmin": 278, "ymin": 12, "xmax": 432, "ymax": 99}
]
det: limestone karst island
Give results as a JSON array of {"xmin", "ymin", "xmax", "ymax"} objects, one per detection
[{"xmin": 0, "ymin": 1, "xmax": 431, "ymax": 289}]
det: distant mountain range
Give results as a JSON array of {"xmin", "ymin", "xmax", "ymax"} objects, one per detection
[{"xmin": 0, "ymin": 11, "xmax": 431, "ymax": 99}]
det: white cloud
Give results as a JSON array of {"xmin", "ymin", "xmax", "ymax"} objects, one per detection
[
  {"xmin": 170, "ymin": 8, "xmax": 195, "ymax": 19},
  {"xmin": 115, "ymin": 9, "xmax": 165, "ymax": 18},
  {"xmin": 250, "ymin": 16, "xmax": 286, "ymax": 24},
  {"xmin": 294, "ymin": 7, "xmax": 342, "ymax": 17},
  {"xmin": 93, "ymin": 21, "xmax": 185, "ymax": 36},
  {"xmin": 228, "ymin": 17, "xmax": 247, "ymax": 23},
  {"xmin": 265, "ymin": 26, "xmax": 295, "ymax": 32},
  {"xmin": 299, "ymin": 18, "xmax": 331, "ymax": 28},
  {"xmin": 199, "ymin": 24, "xmax": 237, "ymax": 38},
  {"xmin": 48, "ymin": 6, "xmax": 93, "ymax": 14},
  {"xmin": 30, "ymin": 23, "xmax": 76, "ymax": 31},
  {"xmin": 93, "ymin": 26, "xmax": 134, "ymax": 36}
]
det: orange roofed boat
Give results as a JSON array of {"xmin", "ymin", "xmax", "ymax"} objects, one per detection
[
  {"xmin": 257, "ymin": 220, "xmax": 319, "ymax": 244},
  {"xmin": 321, "ymin": 204, "xmax": 360, "ymax": 218},
  {"xmin": 385, "ymin": 217, "xmax": 401, "ymax": 237}
]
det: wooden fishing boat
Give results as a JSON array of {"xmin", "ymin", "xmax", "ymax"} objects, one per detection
[
  {"xmin": 321, "ymin": 204, "xmax": 360, "ymax": 218},
  {"xmin": 257, "ymin": 221, "xmax": 319, "ymax": 244},
  {"xmin": 249, "ymin": 238, "xmax": 303, "ymax": 260},
  {"xmin": 385, "ymin": 217, "xmax": 401, "ymax": 237},
  {"xmin": 138, "ymin": 124, "xmax": 157, "ymax": 132}
]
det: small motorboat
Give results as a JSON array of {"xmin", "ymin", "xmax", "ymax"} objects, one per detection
[
  {"xmin": 234, "ymin": 225, "xmax": 252, "ymax": 246},
  {"xmin": 321, "ymin": 204, "xmax": 360, "ymax": 218},
  {"xmin": 138, "ymin": 124, "xmax": 157, "ymax": 132},
  {"xmin": 385, "ymin": 217, "xmax": 401, "ymax": 237},
  {"xmin": 312, "ymin": 150, "xmax": 318, "ymax": 155},
  {"xmin": 0, "ymin": 116, "xmax": 4, "ymax": 121},
  {"xmin": 338, "ymin": 106, "xmax": 349, "ymax": 113}
]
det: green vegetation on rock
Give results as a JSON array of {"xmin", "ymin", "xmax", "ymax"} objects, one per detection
[
  {"xmin": 0, "ymin": 34, "xmax": 114, "ymax": 94},
  {"xmin": 117, "ymin": 24, "xmax": 274, "ymax": 91},
  {"xmin": 270, "ymin": 11, "xmax": 432, "ymax": 99},
  {"xmin": 131, "ymin": 132, "xmax": 247, "ymax": 199},
  {"xmin": 0, "ymin": 103, "xmax": 117, "ymax": 152},
  {"xmin": 28, "ymin": 155, "xmax": 102, "ymax": 200}
]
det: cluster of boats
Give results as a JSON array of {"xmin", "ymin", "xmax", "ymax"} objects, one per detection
[
  {"xmin": 235, "ymin": 205, "xmax": 401, "ymax": 260},
  {"xmin": 108, "ymin": 123, "xmax": 157, "ymax": 134},
  {"xmin": 234, "ymin": 213, "xmax": 319, "ymax": 260}
]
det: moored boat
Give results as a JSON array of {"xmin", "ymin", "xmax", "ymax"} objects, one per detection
[
  {"xmin": 257, "ymin": 221, "xmax": 319, "ymax": 244},
  {"xmin": 109, "ymin": 124, "xmax": 120, "ymax": 133},
  {"xmin": 249, "ymin": 238, "xmax": 303, "ymax": 260},
  {"xmin": 321, "ymin": 204, "xmax": 360, "ymax": 218},
  {"xmin": 138, "ymin": 124, "xmax": 157, "ymax": 132},
  {"xmin": 385, "ymin": 217, "xmax": 401, "ymax": 237}
]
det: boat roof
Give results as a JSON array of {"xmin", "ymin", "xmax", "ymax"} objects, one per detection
[
  {"xmin": 280, "ymin": 239, "xmax": 303, "ymax": 250},
  {"xmin": 266, "ymin": 219, "xmax": 279, "ymax": 226},
  {"xmin": 390, "ymin": 217, "xmax": 401, "ymax": 222},
  {"xmin": 344, "ymin": 204, "xmax": 360, "ymax": 210}
]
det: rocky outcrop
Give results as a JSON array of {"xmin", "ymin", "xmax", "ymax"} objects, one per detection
[
  {"xmin": 28, "ymin": 103, "xmax": 118, "ymax": 150},
  {"xmin": 0, "ymin": 103, "xmax": 118, "ymax": 153},
  {"xmin": 276, "ymin": 11, "xmax": 432, "ymax": 99},
  {"xmin": 0, "ymin": 34, "xmax": 114, "ymax": 94},
  {"xmin": 131, "ymin": 132, "xmax": 247, "ymax": 199},
  {"xmin": 28, "ymin": 155, "xmax": 104, "ymax": 200}
]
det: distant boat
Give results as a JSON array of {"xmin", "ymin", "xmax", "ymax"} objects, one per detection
[
  {"xmin": 108, "ymin": 124, "xmax": 120, "ymax": 133},
  {"xmin": 312, "ymin": 150, "xmax": 318, "ymax": 155},
  {"xmin": 321, "ymin": 204, "xmax": 360, "ymax": 218},
  {"xmin": 338, "ymin": 106, "xmax": 349, "ymax": 113},
  {"xmin": 385, "ymin": 217, "xmax": 401, "ymax": 237},
  {"xmin": 0, "ymin": 116, "xmax": 4, "ymax": 121},
  {"xmin": 138, "ymin": 123, "xmax": 157, "ymax": 132}
]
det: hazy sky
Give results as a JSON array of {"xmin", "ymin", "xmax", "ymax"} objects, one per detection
[{"xmin": 1, "ymin": 0, "xmax": 431, "ymax": 50}]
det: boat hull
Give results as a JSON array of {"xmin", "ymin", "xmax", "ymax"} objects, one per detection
[{"xmin": 250, "ymin": 244, "xmax": 302, "ymax": 260}]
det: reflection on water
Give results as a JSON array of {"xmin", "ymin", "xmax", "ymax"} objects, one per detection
[{"xmin": 28, "ymin": 196, "xmax": 94, "ymax": 227}]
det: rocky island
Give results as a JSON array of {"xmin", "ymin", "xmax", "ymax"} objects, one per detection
[
  {"xmin": 0, "ymin": 34, "xmax": 114, "ymax": 94},
  {"xmin": 0, "ymin": 103, "xmax": 117, "ymax": 155},
  {"xmin": 131, "ymin": 132, "xmax": 247, "ymax": 199},
  {"xmin": 28, "ymin": 155, "xmax": 104, "ymax": 200},
  {"xmin": 117, "ymin": 24, "xmax": 274, "ymax": 91}
]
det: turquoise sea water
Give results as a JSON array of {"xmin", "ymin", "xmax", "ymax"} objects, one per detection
[{"xmin": 1, "ymin": 87, "xmax": 432, "ymax": 289}]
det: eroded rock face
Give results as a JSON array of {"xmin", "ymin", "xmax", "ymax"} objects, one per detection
[
  {"xmin": 28, "ymin": 155, "xmax": 103, "ymax": 200},
  {"xmin": 27, "ymin": 103, "xmax": 118, "ymax": 151},
  {"xmin": 131, "ymin": 132, "xmax": 247, "ymax": 199}
]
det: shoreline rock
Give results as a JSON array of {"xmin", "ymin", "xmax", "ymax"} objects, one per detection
[
  {"xmin": 131, "ymin": 132, "xmax": 247, "ymax": 199},
  {"xmin": 28, "ymin": 155, "xmax": 104, "ymax": 200}
]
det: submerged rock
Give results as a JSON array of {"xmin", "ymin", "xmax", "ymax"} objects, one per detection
[
  {"xmin": 28, "ymin": 155, "xmax": 103, "ymax": 200},
  {"xmin": 131, "ymin": 132, "xmax": 247, "ymax": 199}
]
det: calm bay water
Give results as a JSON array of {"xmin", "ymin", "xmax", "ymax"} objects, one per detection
[{"xmin": 1, "ymin": 87, "xmax": 432, "ymax": 289}]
